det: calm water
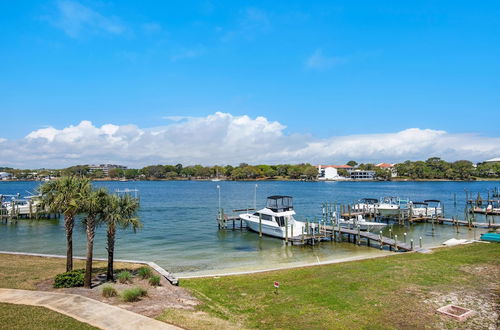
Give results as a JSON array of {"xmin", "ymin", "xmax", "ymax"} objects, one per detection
[{"xmin": 0, "ymin": 181, "xmax": 496, "ymax": 276}]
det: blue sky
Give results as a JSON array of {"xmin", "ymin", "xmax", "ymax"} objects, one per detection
[{"xmin": 0, "ymin": 1, "xmax": 499, "ymax": 167}]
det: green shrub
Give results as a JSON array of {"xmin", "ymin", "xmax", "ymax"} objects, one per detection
[
  {"xmin": 121, "ymin": 287, "xmax": 148, "ymax": 302},
  {"xmin": 102, "ymin": 285, "xmax": 118, "ymax": 298},
  {"xmin": 137, "ymin": 267, "xmax": 152, "ymax": 279},
  {"xmin": 54, "ymin": 270, "xmax": 84, "ymax": 288},
  {"xmin": 149, "ymin": 275, "xmax": 161, "ymax": 286},
  {"xmin": 117, "ymin": 271, "xmax": 132, "ymax": 284}
]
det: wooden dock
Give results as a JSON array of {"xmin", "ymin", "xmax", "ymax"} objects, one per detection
[{"xmin": 287, "ymin": 225, "xmax": 429, "ymax": 252}]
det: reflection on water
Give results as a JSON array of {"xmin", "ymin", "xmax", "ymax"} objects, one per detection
[{"xmin": 0, "ymin": 180, "xmax": 496, "ymax": 276}]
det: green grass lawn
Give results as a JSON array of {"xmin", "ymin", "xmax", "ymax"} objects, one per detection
[
  {"xmin": 0, "ymin": 254, "xmax": 144, "ymax": 290},
  {"xmin": 0, "ymin": 303, "xmax": 97, "ymax": 329},
  {"xmin": 175, "ymin": 243, "xmax": 499, "ymax": 329}
]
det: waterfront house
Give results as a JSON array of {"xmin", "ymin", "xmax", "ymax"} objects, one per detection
[
  {"xmin": 0, "ymin": 172, "xmax": 12, "ymax": 180},
  {"xmin": 375, "ymin": 163, "xmax": 398, "ymax": 177},
  {"xmin": 317, "ymin": 165, "xmax": 352, "ymax": 180},
  {"xmin": 88, "ymin": 164, "xmax": 127, "ymax": 177}
]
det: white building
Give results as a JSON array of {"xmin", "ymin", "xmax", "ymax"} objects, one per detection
[
  {"xmin": 317, "ymin": 165, "xmax": 353, "ymax": 180},
  {"xmin": 0, "ymin": 172, "xmax": 12, "ymax": 180},
  {"xmin": 88, "ymin": 164, "xmax": 127, "ymax": 176},
  {"xmin": 375, "ymin": 163, "xmax": 398, "ymax": 177}
]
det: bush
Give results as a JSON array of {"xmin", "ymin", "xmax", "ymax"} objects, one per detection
[
  {"xmin": 149, "ymin": 275, "xmax": 161, "ymax": 287},
  {"xmin": 54, "ymin": 269, "xmax": 84, "ymax": 288},
  {"xmin": 137, "ymin": 267, "xmax": 152, "ymax": 279},
  {"xmin": 117, "ymin": 271, "xmax": 132, "ymax": 284},
  {"xmin": 102, "ymin": 285, "xmax": 117, "ymax": 298},
  {"xmin": 121, "ymin": 287, "xmax": 148, "ymax": 302}
]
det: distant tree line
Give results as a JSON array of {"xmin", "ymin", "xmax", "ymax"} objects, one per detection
[
  {"xmin": 39, "ymin": 163, "xmax": 319, "ymax": 181},
  {"xmin": 395, "ymin": 157, "xmax": 500, "ymax": 180},
  {"xmin": 3, "ymin": 158, "xmax": 500, "ymax": 181}
]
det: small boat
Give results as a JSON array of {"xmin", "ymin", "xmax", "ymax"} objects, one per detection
[
  {"xmin": 211, "ymin": 169, "xmax": 222, "ymax": 182},
  {"xmin": 480, "ymin": 232, "xmax": 500, "ymax": 242},
  {"xmin": 337, "ymin": 214, "xmax": 387, "ymax": 231},
  {"xmin": 1, "ymin": 195, "xmax": 42, "ymax": 216},
  {"xmin": 239, "ymin": 196, "xmax": 308, "ymax": 239},
  {"xmin": 352, "ymin": 198, "xmax": 379, "ymax": 213},
  {"xmin": 410, "ymin": 201, "xmax": 439, "ymax": 217},
  {"xmin": 377, "ymin": 196, "xmax": 406, "ymax": 217}
]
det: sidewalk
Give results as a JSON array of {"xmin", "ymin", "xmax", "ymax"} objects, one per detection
[{"xmin": 0, "ymin": 288, "xmax": 181, "ymax": 330}]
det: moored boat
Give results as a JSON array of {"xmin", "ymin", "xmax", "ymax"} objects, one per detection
[{"xmin": 239, "ymin": 196, "xmax": 308, "ymax": 239}]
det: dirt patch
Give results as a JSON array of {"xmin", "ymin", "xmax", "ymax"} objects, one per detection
[
  {"xmin": 425, "ymin": 289, "xmax": 499, "ymax": 329},
  {"xmin": 36, "ymin": 270, "xmax": 199, "ymax": 318}
]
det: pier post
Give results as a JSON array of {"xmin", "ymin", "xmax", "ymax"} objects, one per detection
[
  {"xmin": 285, "ymin": 217, "xmax": 288, "ymax": 244},
  {"xmin": 301, "ymin": 227, "xmax": 304, "ymax": 244},
  {"xmin": 389, "ymin": 227, "xmax": 392, "ymax": 239},
  {"xmin": 29, "ymin": 200, "xmax": 33, "ymax": 219},
  {"xmin": 419, "ymin": 236, "xmax": 422, "ymax": 248},
  {"xmin": 410, "ymin": 239, "xmax": 414, "ymax": 250},
  {"xmin": 357, "ymin": 226, "xmax": 361, "ymax": 245},
  {"xmin": 404, "ymin": 232, "xmax": 407, "ymax": 243},
  {"xmin": 291, "ymin": 224, "xmax": 294, "ymax": 238},
  {"xmin": 379, "ymin": 231, "xmax": 383, "ymax": 249},
  {"xmin": 259, "ymin": 213, "xmax": 262, "ymax": 238},
  {"xmin": 394, "ymin": 234, "xmax": 398, "ymax": 251}
]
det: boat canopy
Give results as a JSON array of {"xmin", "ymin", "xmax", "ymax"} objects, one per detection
[
  {"xmin": 361, "ymin": 198, "xmax": 378, "ymax": 204},
  {"xmin": 266, "ymin": 196, "xmax": 293, "ymax": 212},
  {"xmin": 424, "ymin": 199, "xmax": 441, "ymax": 203},
  {"xmin": 412, "ymin": 202, "xmax": 428, "ymax": 206}
]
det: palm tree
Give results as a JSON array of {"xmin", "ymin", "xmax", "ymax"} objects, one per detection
[
  {"xmin": 39, "ymin": 176, "xmax": 91, "ymax": 271},
  {"xmin": 102, "ymin": 194, "xmax": 141, "ymax": 281},
  {"xmin": 82, "ymin": 188, "xmax": 108, "ymax": 288}
]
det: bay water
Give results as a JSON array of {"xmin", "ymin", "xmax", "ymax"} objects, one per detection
[{"xmin": 0, "ymin": 181, "xmax": 496, "ymax": 277}]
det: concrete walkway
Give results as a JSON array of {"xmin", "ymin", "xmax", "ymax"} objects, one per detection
[{"xmin": 0, "ymin": 288, "xmax": 181, "ymax": 330}]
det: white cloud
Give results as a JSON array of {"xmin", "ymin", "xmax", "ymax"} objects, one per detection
[
  {"xmin": 1, "ymin": 112, "xmax": 499, "ymax": 168},
  {"xmin": 48, "ymin": 0, "xmax": 125, "ymax": 38},
  {"xmin": 306, "ymin": 49, "xmax": 347, "ymax": 70}
]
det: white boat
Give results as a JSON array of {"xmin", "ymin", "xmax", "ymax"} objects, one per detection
[
  {"xmin": 377, "ymin": 197, "xmax": 410, "ymax": 217},
  {"xmin": 211, "ymin": 169, "xmax": 222, "ymax": 182},
  {"xmin": 239, "ymin": 196, "xmax": 308, "ymax": 239},
  {"xmin": 411, "ymin": 200, "xmax": 443, "ymax": 217},
  {"xmin": 2, "ymin": 195, "xmax": 42, "ymax": 216},
  {"xmin": 337, "ymin": 214, "xmax": 387, "ymax": 231},
  {"xmin": 352, "ymin": 198, "xmax": 379, "ymax": 213}
]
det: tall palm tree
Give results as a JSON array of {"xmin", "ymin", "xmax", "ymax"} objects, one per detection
[
  {"xmin": 39, "ymin": 176, "xmax": 91, "ymax": 271},
  {"xmin": 102, "ymin": 194, "xmax": 141, "ymax": 281},
  {"xmin": 82, "ymin": 188, "xmax": 108, "ymax": 288}
]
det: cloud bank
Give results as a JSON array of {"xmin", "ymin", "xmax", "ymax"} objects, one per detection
[{"xmin": 1, "ymin": 112, "xmax": 499, "ymax": 168}]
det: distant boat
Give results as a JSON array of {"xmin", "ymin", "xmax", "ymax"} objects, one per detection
[
  {"xmin": 119, "ymin": 178, "xmax": 128, "ymax": 182},
  {"xmin": 211, "ymin": 169, "xmax": 222, "ymax": 182}
]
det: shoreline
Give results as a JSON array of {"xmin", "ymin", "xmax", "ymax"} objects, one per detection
[
  {"xmin": 1, "ymin": 240, "xmax": 486, "ymax": 282},
  {"xmin": 2, "ymin": 178, "xmax": 500, "ymax": 183}
]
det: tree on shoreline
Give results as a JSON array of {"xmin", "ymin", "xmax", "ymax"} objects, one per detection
[
  {"xmin": 39, "ymin": 177, "xmax": 91, "ymax": 271},
  {"xmin": 102, "ymin": 194, "xmax": 141, "ymax": 281},
  {"xmin": 82, "ymin": 188, "xmax": 108, "ymax": 288}
]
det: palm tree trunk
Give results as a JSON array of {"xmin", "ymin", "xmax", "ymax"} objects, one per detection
[
  {"xmin": 65, "ymin": 214, "xmax": 74, "ymax": 272},
  {"xmin": 84, "ymin": 215, "xmax": 96, "ymax": 288},
  {"xmin": 106, "ymin": 222, "xmax": 116, "ymax": 281}
]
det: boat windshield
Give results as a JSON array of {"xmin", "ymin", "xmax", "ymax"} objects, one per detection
[{"xmin": 266, "ymin": 196, "xmax": 293, "ymax": 212}]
